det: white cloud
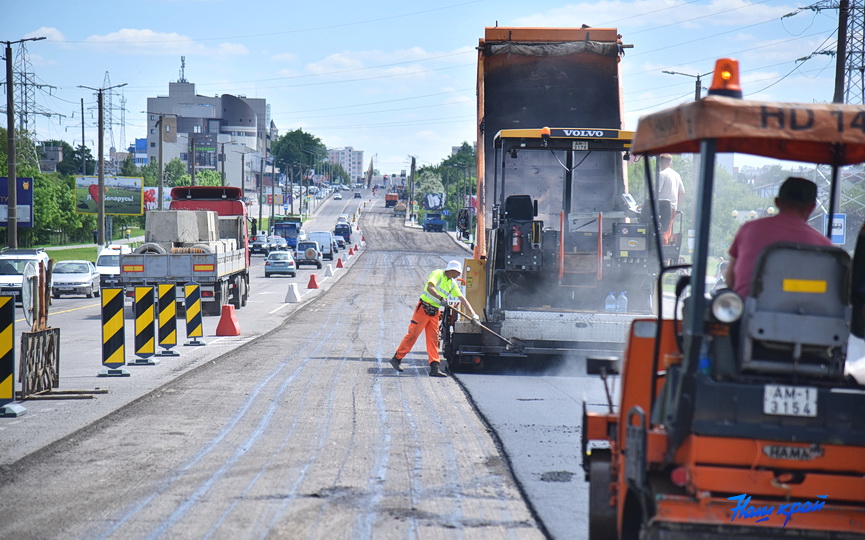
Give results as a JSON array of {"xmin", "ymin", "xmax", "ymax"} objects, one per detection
[
  {"xmin": 26, "ymin": 26, "xmax": 65, "ymax": 42},
  {"xmin": 81, "ymin": 28, "xmax": 247, "ymax": 56}
]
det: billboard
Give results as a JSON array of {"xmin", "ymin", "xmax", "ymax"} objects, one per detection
[
  {"xmin": 75, "ymin": 176, "xmax": 144, "ymax": 216},
  {"xmin": 0, "ymin": 177, "xmax": 34, "ymax": 227}
]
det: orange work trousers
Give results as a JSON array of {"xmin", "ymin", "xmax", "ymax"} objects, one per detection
[{"xmin": 395, "ymin": 301, "xmax": 441, "ymax": 364}]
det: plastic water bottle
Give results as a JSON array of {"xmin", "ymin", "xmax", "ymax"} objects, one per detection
[
  {"xmin": 605, "ymin": 292, "xmax": 616, "ymax": 312},
  {"xmin": 616, "ymin": 291, "xmax": 628, "ymax": 313}
]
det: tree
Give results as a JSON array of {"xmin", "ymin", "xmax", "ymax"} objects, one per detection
[
  {"xmin": 163, "ymin": 158, "xmax": 187, "ymax": 187},
  {"xmin": 193, "ymin": 169, "xmax": 223, "ymax": 186},
  {"xmin": 119, "ymin": 153, "xmax": 137, "ymax": 177},
  {"xmin": 271, "ymin": 129, "xmax": 327, "ymax": 172}
]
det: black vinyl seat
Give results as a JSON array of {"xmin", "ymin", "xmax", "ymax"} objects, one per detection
[{"xmin": 739, "ymin": 242, "xmax": 851, "ymax": 379}]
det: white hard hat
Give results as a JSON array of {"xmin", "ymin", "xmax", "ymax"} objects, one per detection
[{"xmin": 445, "ymin": 260, "xmax": 462, "ymax": 273}]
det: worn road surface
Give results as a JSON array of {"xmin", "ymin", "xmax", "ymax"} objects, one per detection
[{"xmin": 0, "ymin": 205, "xmax": 543, "ymax": 539}]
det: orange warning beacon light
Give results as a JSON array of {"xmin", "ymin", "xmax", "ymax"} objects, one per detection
[{"xmin": 708, "ymin": 58, "xmax": 742, "ymax": 99}]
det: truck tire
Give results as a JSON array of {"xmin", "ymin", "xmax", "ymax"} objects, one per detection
[
  {"xmin": 134, "ymin": 242, "xmax": 167, "ymax": 255},
  {"xmin": 588, "ymin": 450, "xmax": 617, "ymax": 540},
  {"xmin": 241, "ymin": 277, "xmax": 249, "ymax": 307},
  {"xmin": 231, "ymin": 278, "xmax": 243, "ymax": 309}
]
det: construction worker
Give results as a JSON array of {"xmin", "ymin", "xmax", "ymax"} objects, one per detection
[
  {"xmin": 725, "ymin": 176, "xmax": 831, "ymax": 298},
  {"xmin": 391, "ymin": 260, "xmax": 480, "ymax": 377}
]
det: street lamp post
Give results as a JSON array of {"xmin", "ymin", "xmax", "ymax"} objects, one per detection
[
  {"xmin": 143, "ymin": 111, "xmax": 178, "ymax": 211},
  {"xmin": 4, "ymin": 36, "xmax": 45, "ymax": 248},
  {"xmin": 661, "ymin": 69, "xmax": 713, "ymax": 102},
  {"xmin": 80, "ymin": 81, "xmax": 127, "ymax": 246}
]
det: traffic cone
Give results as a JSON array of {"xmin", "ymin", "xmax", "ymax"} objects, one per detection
[
  {"xmin": 325, "ymin": 264, "xmax": 335, "ymax": 277},
  {"xmin": 215, "ymin": 305, "xmax": 241, "ymax": 336},
  {"xmin": 348, "ymin": 247, "xmax": 354, "ymax": 256},
  {"xmin": 361, "ymin": 234, "xmax": 366, "ymax": 242},
  {"xmin": 307, "ymin": 274, "xmax": 320, "ymax": 289},
  {"xmin": 336, "ymin": 257, "xmax": 344, "ymax": 268},
  {"xmin": 354, "ymin": 244, "xmax": 359, "ymax": 251}
]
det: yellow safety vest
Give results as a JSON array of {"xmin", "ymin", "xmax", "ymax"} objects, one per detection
[{"xmin": 419, "ymin": 269, "xmax": 461, "ymax": 308}]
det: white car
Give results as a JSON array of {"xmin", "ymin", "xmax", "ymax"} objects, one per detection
[
  {"xmin": 0, "ymin": 248, "xmax": 51, "ymax": 303},
  {"xmin": 96, "ymin": 244, "xmax": 132, "ymax": 288},
  {"xmin": 51, "ymin": 260, "xmax": 101, "ymax": 298},
  {"xmin": 334, "ymin": 193, "xmax": 343, "ymax": 200}
]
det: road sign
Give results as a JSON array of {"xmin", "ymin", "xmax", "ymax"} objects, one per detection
[{"xmin": 825, "ymin": 213, "xmax": 846, "ymax": 245}]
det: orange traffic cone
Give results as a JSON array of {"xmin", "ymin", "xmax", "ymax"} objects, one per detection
[
  {"xmin": 307, "ymin": 274, "xmax": 320, "ymax": 289},
  {"xmin": 215, "ymin": 304, "xmax": 241, "ymax": 336},
  {"xmin": 348, "ymin": 247, "xmax": 354, "ymax": 256},
  {"xmin": 336, "ymin": 257, "xmax": 344, "ymax": 268},
  {"xmin": 354, "ymin": 244, "xmax": 359, "ymax": 251},
  {"xmin": 361, "ymin": 234, "xmax": 366, "ymax": 242}
]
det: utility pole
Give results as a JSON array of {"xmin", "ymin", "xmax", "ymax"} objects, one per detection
[
  {"xmin": 142, "ymin": 112, "xmax": 176, "ymax": 211},
  {"xmin": 79, "ymin": 81, "xmax": 127, "ymax": 246},
  {"xmin": 258, "ymin": 156, "xmax": 264, "ymax": 234},
  {"xmin": 4, "ymin": 36, "xmax": 45, "ymax": 248},
  {"xmin": 835, "ymin": 0, "xmax": 850, "ymax": 103},
  {"xmin": 80, "ymin": 99, "xmax": 86, "ymax": 175},
  {"xmin": 189, "ymin": 136, "xmax": 196, "ymax": 186},
  {"xmin": 220, "ymin": 142, "xmax": 226, "ymax": 186},
  {"xmin": 409, "ymin": 156, "xmax": 416, "ymax": 222},
  {"xmin": 662, "ymin": 69, "xmax": 712, "ymax": 101}
]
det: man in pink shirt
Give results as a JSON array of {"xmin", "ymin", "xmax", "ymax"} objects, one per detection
[{"xmin": 725, "ymin": 177, "xmax": 832, "ymax": 298}]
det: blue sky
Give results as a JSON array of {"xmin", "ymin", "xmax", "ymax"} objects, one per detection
[{"xmin": 3, "ymin": 0, "xmax": 840, "ymax": 173}]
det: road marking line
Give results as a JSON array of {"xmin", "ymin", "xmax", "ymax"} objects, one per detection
[{"xmin": 269, "ymin": 303, "xmax": 292, "ymax": 315}]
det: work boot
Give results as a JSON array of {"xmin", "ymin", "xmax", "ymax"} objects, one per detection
[
  {"xmin": 389, "ymin": 355, "xmax": 404, "ymax": 372},
  {"xmin": 429, "ymin": 361, "xmax": 448, "ymax": 378}
]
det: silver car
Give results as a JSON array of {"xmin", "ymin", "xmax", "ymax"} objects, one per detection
[{"xmin": 51, "ymin": 260, "xmax": 100, "ymax": 298}]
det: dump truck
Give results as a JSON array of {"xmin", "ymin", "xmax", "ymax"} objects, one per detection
[
  {"xmin": 442, "ymin": 27, "xmax": 676, "ymax": 371},
  {"xmin": 385, "ymin": 193, "xmax": 399, "ymax": 207},
  {"xmin": 118, "ymin": 186, "xmax": 250, "ymax": 316},
  {"xmin": 581, "ymin": 58, "xmax": 865, "ymax": 539},
  {"xmin": 422, "ymin": 212, "xmax": 445, "ymax": 232}
]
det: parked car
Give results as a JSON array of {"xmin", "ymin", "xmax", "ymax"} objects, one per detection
[
  {"xmin": 51, "ymin": 260, "xmax": 100, "ymax": 298},
  {"xmin": 307, "ymin": 231, "xmax": 336, "ymax": 261},
  {"xmin": 295, "ymin": 240, "xmax": 323, "ymax": 269},
  {"xmin": 250, "ymin": 234, "xmax": 270, "ymax": 256},
  {"xmin": 354, "ymin": 192, "xmax": 362, "ymax": 199},
  {"xmin": 333, "ymin": 193, "xmax": 343, "ymax": 200},
  {"xmin": 334, "ymin": 223, "xmax": 352, "ymax": 244},
  {"xmin": 268, "ymin": 235, "xmax": 289, "ymax": 251},
  {"xmin": 0, "ymin": 248, "xmax": 51, "ymax": 303},
  {"xmin": 264, "ymin": 251, "xmax": 297, "ymax": 278}
]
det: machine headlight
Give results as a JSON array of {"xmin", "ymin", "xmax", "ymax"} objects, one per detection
[{"xmin": 710, "ymin": 290, "xmax": 744, "ymax": 323}]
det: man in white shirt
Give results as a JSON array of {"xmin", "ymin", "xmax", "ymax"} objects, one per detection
[{"xmin": 656, "ymin": 153, "xmax": 684, "ymax": 243}]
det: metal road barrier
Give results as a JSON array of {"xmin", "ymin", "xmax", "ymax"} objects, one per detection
[
  {"xmin": 157, "ymin": 283, "xmax": 180, "ymax": 356},
  {"xmin": 184, "ymin": 282, "xmax": 205, "ymax": 346},
  {"xmin": 99, "ymin": 288, "xmax": 129, "ymax": 377},
  {"xmin": 132, "ymin": 286, "xmax": 159, "ymax": 366}
]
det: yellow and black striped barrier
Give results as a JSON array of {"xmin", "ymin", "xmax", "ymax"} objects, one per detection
[
  {"xmin": 0, "ymin": 296, "xmax": 25, "ymax": 416},
  {"xmin": 132, "ymin": 286, "xmax": 159, "ymax": 365},
  {"xmin": 99, "ymin": 288, "xmax": 130, "ymax": 377},
  {"xmin": 156, "ymin": 283, "xmax": 180, "ymax": 356},
  {"xmin": 184, "ymin": 282, "xmax": 205, "ymax": 346}
]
